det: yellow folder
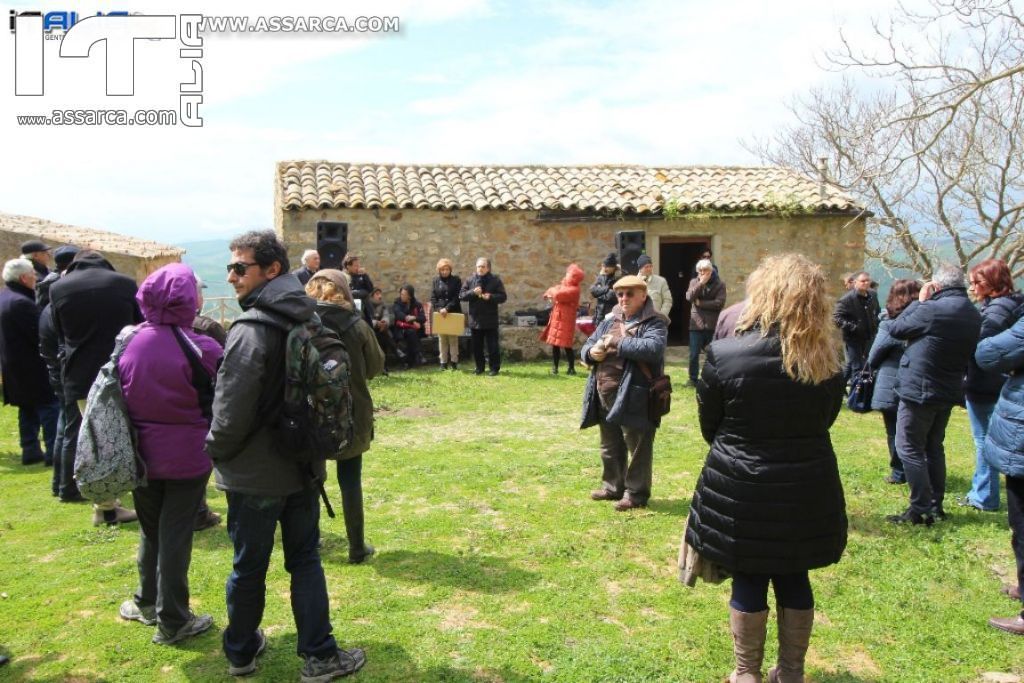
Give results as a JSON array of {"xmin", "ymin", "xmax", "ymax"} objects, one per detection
[{"xmin": 432, "ymin": 312, "xmax": 466, "ymax": 336}]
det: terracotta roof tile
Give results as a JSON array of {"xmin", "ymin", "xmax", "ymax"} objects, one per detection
[
  {"xmin": 0, "ymin": 212, "xmax": 183, "ymax": 259},
  {"xmin": 277, "ymin": 163, "xmax": 862, "ymax": 214}
]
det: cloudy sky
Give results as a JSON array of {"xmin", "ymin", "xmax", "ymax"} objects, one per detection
[{"xmin": 0, "ymin": 0, "xmax": 911, "ymax": 245}]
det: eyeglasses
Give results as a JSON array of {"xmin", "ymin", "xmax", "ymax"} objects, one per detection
[
  {"xmin": 615, "ymin": 290, "xmax": 639, "ymax": 298},
  {"xmin": 226, "ymin": 261, "xmax": 259, "ymax": 276}
]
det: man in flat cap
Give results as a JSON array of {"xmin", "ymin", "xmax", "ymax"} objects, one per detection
[
  {"xmin": 580, "ymin": 274, "xmax": 668, "ymax": 511},
  {"xmin": 20, "ymin": 240, "xmax": 52, "ymax": 281}
]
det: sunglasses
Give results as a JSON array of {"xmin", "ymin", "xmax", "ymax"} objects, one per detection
[{"xmin": 226, "ymin": 261, "xmax": 259, "ymax": 277}]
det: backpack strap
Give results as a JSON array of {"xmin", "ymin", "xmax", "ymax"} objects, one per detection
[{"xmin": 171, "ymin": 326, "xmax": 215, "ymax": 422}]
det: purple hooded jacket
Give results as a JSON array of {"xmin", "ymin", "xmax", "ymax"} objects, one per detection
[{"xmin": 118, "ymin": 263, "xmax": 223, "ymax": 480}]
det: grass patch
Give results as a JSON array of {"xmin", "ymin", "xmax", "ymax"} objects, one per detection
[{"xmin": 0, "ymin": 361, "xmax": 1019, "ymax": 681}]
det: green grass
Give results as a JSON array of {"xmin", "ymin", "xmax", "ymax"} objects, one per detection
[{"xmin": 0, "ymin": 361, "xmax": 1020, "ymax": 682}]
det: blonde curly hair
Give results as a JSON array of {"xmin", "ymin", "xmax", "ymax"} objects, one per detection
[
  {"xmin": 735, "ymin": 253, "xmax": 842, "ymax": 385},
  {"xmin": 305, "ymin": 271, "xmax": 354, "ymax": 310}
]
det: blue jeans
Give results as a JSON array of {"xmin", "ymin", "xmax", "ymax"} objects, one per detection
[
  {"xmin": 689, "ymin": 329, "xmax": 714, "ymax": 382},
  {"xmin": 50, "ymin": 404, "xmax": 65, "ymax": 495},
  {"xmin": 18, "ymin": 400, "xmax": 59, "ymax": 462},
  {"xmin": 965, "ymin": 400, "xmax": 1000, "ymax": 510},
  {"xmin": 223, "ymin": 488, "xmax": 338, "ymax": 666}
]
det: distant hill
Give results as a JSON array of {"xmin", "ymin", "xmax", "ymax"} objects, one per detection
[{"xmin": 177, "ymin": 239, "xmax": 238, "ymax": 318}]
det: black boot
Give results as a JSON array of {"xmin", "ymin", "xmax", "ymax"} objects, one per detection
[
  {"xmin": 341, "ymin": 484, "xmax": 375, "ymax": 564},
  {"xmin": 440, "ymin": 362, "xmax": 448, "ymax": 371},
  {"xmin": 565, "ymin": 347, "xmax": 576, "ymax": 375},
  {"xmin": 551, "ymin": 346, "xmax": 560, "ymax": 375}
]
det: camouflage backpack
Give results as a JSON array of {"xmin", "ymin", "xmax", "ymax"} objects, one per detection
[{"xmin": 274, "ymin": 317, "xmax": 354, "ymax": 461}]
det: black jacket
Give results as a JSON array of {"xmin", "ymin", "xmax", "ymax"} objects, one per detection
[
  {"xmin": 38, "ymin": 303, "xmax": 62, "ymax": 397},
  {"xmin": 686, "ymin": 331, "xmax": 848, "ymax": 575},
  {"xmin": 430, "ymin": 275, "xmax": 463, "ymax": 315},
  {"xmin": 459, "ymin": 273, "xmax": 507, "ymax": 330},
  {"xmin": 834, "ymin": 289, "xmax": 880, "ymax": 348},
  {"xmin": 291, "ymin": 266, "xmax": 316, "ymax": 286},
  {"xmin": 206, "ymin": 274, "xmax": 324, "ymax": 496},
  {"xmin": 964, "ymin": 293, "xmax": 1024, "ymax": 403},
  {"xmin": 0, "ymin": 281, "xmax": 55, "ymax": 407},
  {"xmin": 888, "ymin": 287, "xmax": 982, "ymax": 405},
  {"xmin": 35, "ymin": 271, "xmax": 60, "ymax": 310},
  {"xmin": 590, "ymin": 270, "xmax": 621, "ymax": 321},
  {"xmin": 48, "ymin": 254, "xmax": 141, "ymax": 401}
]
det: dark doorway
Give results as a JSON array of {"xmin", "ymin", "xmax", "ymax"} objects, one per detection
[{"xmin": 660, "ymin": 239, "xmax": 711, "ymax": 345}]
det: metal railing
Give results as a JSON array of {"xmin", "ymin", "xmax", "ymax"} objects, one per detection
[{"xmin": 201, "ymin": 296, "xmax": 240, "ymax": 326}]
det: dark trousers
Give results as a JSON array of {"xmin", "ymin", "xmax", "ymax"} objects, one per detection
[
  {"xmin": 730, "ymin": 571, "xmax": 814, "ymax": 613},
  {"xmin": 551, "ymin": 346, "xmax": 575, "ymax": 371},
  {"xmin": 896, "ymin": 399, "xmax": 953, "ymax": 516},
  {"xmin": 843, "ymin": 340, "xmax": 867, "ymax": 382},
  {"xmin": 393, "ymin": 328, "xmax": 421, "ymax": 364},
  {"xmin": 471, "ymin": 328, "xmax": 500, "ymax": 373},
  {"xmin": 58, "ymin": 397, "xmax": 82, "ymax": 500},
  {"xmin": 1007, "ymin": 475, "xmax": 1024, "ymax": 616},
  {"xmin": 51, "ymin": 404, "xmax": 65, "ymax": 495},
  {"xmin": 881, "ymin": 408, "xmax": 904, "ymax": 478},
  {"xmin": 598, "ymin": 412, "xmax": 655, "ymax": 504},
  {"xmin": 132, "ymin": 475, "xmax": 208, "ymax": 632},
  {"xmin": 17, "ymin": 400, "xmax": 59, "ymax": 462},
  {"xmin": 688, "ymin": 329, "xmax": 713, "ymax": 382},
  {"xmin": 373, "ymin": 328, "xmax": 401, "ymax": 366},
  {"xmin": 223, "ymin": 488, "xmax": 337, "ymax": 666}
]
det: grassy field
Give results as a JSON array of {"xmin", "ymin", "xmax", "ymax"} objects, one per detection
[{"xmin": 0, "ymin": 360, "xmax": 1020, "ymax": 682}]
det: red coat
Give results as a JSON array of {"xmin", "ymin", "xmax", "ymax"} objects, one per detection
[{"xmin": 540, "ymin": 264, "xmax": 584, "ymax": 348}]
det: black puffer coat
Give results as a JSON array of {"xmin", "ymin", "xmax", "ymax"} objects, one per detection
[
  {"xmin": 430, "ymin": 274, "xmax": 463, "ymax": 315},
  {"xmin": 686, "ymin": 331, "xmax": 848, "ymax": 575},
  {"xmin": 964, "ymin": 292, "xmax": 1024, "ymax": 404}
]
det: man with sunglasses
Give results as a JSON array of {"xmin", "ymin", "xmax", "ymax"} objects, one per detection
[
  {"xmin": 206, "ymin": 230, "xmax": 365, "ymax": 680},
  {"xmin": 580, "ymin": 275, "xmax": 668, "ymax": 511}
]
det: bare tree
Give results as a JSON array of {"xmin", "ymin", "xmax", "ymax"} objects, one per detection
[{"xmin": 749, "ymin": 0, "xmax": 1024, "ymax": 278}]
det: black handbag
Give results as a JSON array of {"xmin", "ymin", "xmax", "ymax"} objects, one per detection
[{"xmin": 847, "ymin": 369, "xmax": 875, "ymax": 413}]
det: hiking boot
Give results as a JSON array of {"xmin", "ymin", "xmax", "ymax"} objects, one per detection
[
  {"xmin": 93, "ymin": 505, "xmax": 138, "ymax": 526},
  {"xmin": 300, "ymin": 647, "xmax": 366, "ymax": 682},
  {"xmin": 119, "ymin": 600, "xmax": 157, "ymax": 626},
  {"xmin": 152, "ymin": 613, "xmax": 213, "ymax": 645},
  {"xmin": 885, "ymin": 508, "xmax": 933, "ymax": 526},
  {"xmin": 989, "ymin": 615, "xmax": 1024, "ymax": 635},
  {"xmin": 227, "ymin": 629, "xmax": 267, "ymax": 676},
  {"xmin": 194, "ymin": 509, "xmax": 222, "ymax": 532},
  {"xmin": 614, "ymin": 498, "xmax": 647, "ymax": 512},
  {"xmin": 590, "ymin": 489, "xmax": 622, "ymax": 501}
]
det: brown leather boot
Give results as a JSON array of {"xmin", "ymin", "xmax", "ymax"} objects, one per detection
[
  {"xmin": 727, "ymin": 607, "xmax": 768, "ymax": 683},
  {"xmin": 767, "ymin": 608, "xmax": 814, "ymax": 683}
]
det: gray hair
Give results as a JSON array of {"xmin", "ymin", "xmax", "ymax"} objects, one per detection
[
  {"xmin": 3, "ymin": 258, "xmax": 34, "ymax": 284},
  {"xmin": 476, "ymin": 257, "xmax": 491, "ymax": 268},
  {"xmin": 932, "ymin": 263, "xmax": 965, "ymax": 289},
  {"xmin": 302, "ymin": 249, "xmax": 318, "ymax": 265},
  {"xmin": 696, "ymin": 258, "xmax": 713, "ymax": 273}
]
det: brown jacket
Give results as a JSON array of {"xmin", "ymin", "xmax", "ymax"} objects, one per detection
[{"xmin": 686, "ymin": 274, "xmax": 727, "ymax": 331}]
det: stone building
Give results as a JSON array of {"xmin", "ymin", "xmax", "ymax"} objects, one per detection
[
  {"xmin": 275, "ymin": 162, "xmax": 866, "ymax": 354},
  {"xmin": 0, "ymin": 212, "xmax": 183, "ymax": 282}
]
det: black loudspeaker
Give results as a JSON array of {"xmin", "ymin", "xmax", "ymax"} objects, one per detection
[
  {"xmin": 316, "ymin": 221, "xmax": 348, "ymax": 270},
  {"xmin": 616, "ymin": 230, "xmax": 646, "ymax": 275}
]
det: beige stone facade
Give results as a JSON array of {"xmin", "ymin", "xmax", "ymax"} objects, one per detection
[{"xmin": 0, "ymin": 213, "xmax": 182, "ymax": 282}]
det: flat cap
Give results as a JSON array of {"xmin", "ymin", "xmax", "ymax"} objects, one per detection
[{"xmin": 612, "ymin": 275, "xmax": 647, "ymax": 290}]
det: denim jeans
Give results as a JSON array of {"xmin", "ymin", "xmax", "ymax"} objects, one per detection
[
  {"xmin": 896, "ymin": 399, "xmax": 953, "ymax": 516},
  {"xmin": 965, "ymin": 400, "xmax": 1000, "ymax": 510},
  {"xmin": 843, "ymin": 340, "xmax": 867, "ymax": 383},
  {"xmin": 133, "ymin": 475, "xmax": 207, "ymax": 633},
  {"xmin": 50, "ymin": 404, "xmax": 65, "ymax": 496},
  {"xmin": 730, "ymin": 571, "xmax": 814, "ymax": 612},
  {"xmin": 18, "ymin": 400, "xmax": 59, "ymax": 462},
  {"xmin": 881, "ymin": 409, "xmax": 904, "ymax": 480},
  {"xmin": 223, "ymin": 488, "xmax": 337, "ymax": 666},
  {"xmin": 688, "ymin": 329, "xmax": 714, "ymax": 382},
  {"xmin": 58, "ymin": 397, "xmax": 81, "ymax": 500}
]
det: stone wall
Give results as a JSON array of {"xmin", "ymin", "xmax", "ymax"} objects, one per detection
[{"xmin": 278, "ymin": 206, "xmax": 865, "ymax": 313}]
